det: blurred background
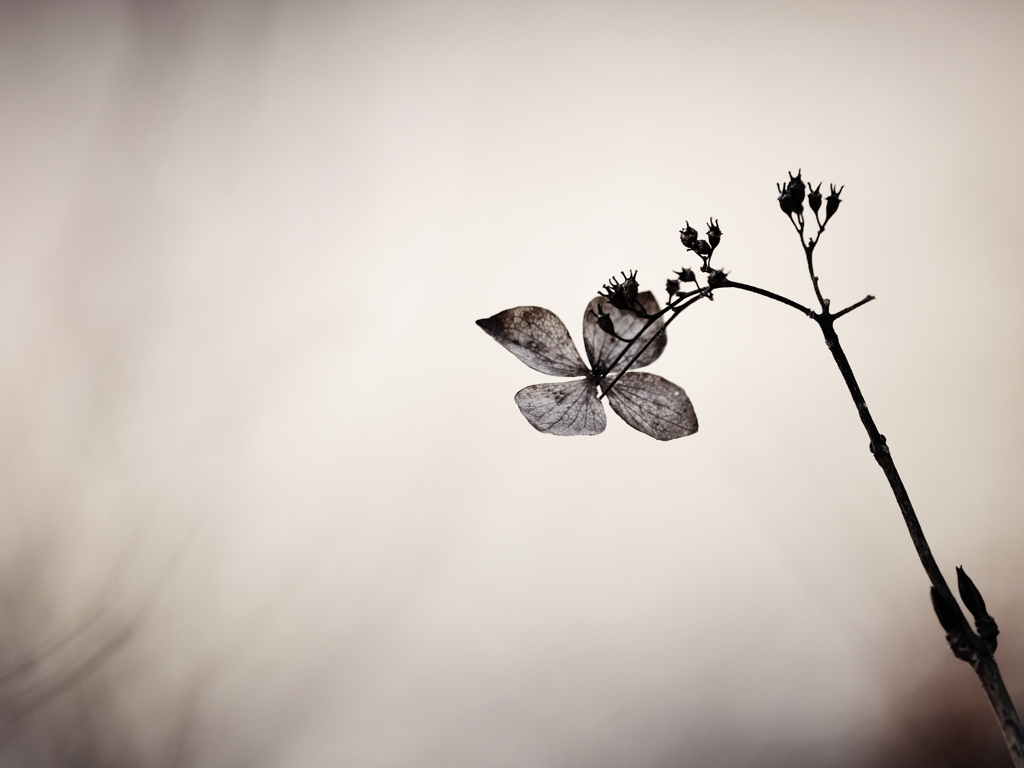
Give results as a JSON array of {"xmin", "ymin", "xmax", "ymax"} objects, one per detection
[{"xmin": 1, "ymin": 0, "xmax": 1023, "ymax": 765}]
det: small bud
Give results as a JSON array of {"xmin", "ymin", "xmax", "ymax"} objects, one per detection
[
  {"xmin": 706, "ymin": 218, "xmax": 722, "ymax": 250},
  {"xmin": 605, "ymin": 292, "xmax": 629, "ymax": 312},
  {"xmin": 692, "ymin": 240, "xmax": 712, "ymax": 256},
  {"xmin": 786, "ymin": 170, "xmax": 805, "ymax": 215},
  {"xmin": 676, "ymin": 268, "xmax": 696, "ymax": 283},
  {"xmin": 620, "ymin": 271, "xmax": 638, "ymax": 307},
  {"xmin": 808, "ymin": 183, "xmax": 822, "ymax": 214},
  {"xmin": 599, "ymin": 276, "xmax": 625, "ymax": 311},
  {"xmin": 596, "ymin": 309, "xmax": 616, "ymax": 337},
  {"xmin": 825, "ymin": 184, "xmax": 843, "ymax": 221},
  {"xmin": 777, "ymin": 182, "xmax": 793, "ymax": 215},
  {"xmin": 665, "ymin": 278, "xmax": 680, "ymax": 297},
  {"xmin": 600, "ymin": 271, "xmax": 642, "ymax": 314},
  {"xmin": 707, "ymin": 268, "xmax": 729, "ymax": 289},
  {"xmin": 957, "ymin": 566, "xmax": 999, "ymax": 652},
  {"xmin": 679, "ymin": 223, "xmax": 699, "ymax": 249},
  {"xmin": 777, "ymin": 171, "xmax": 805, "ymax": 216},
  {"xmin": 957, "ymin": 566, "xmax": 988, "ymax": 618}
]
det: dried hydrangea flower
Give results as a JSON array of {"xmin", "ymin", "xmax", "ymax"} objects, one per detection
[{"xmin": 477, "ymin": 292, "xmax": 697, "ymax": 440}]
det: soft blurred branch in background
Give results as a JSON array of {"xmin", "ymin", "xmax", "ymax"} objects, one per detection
[{"xmin": 1, "ymin": 0, "xmax": 1022, "ymax": 765}]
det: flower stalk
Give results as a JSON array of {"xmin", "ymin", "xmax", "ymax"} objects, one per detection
[
  {"xmin": 733, "ymin": 172, "xmax": 1024, "ymax": 765},
  {"xmin": 477, "ymin": 171, "xmax": 1023, "ymax": 764}
]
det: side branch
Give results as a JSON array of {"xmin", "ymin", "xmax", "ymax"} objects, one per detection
[{"xmin": 832, "ymin": 294, "xmax": 875, "ymax": 321}]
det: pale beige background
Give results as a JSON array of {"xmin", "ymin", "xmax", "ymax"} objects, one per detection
[{"xmin": 1, "ymin": 1, "xmax": 1023, "ymax": 765}]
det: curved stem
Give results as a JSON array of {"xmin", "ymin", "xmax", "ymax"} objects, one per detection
[
  {"xmin": 598, "ymin": 288, "xmax": 703, "ymax": 379},
  {"xmin": 598, "ymin": 292, "xmax": 707, "ymax": 400},
  {"xmin": 718, "ymin": 279, "xmax": 815, "ymax": 316}
]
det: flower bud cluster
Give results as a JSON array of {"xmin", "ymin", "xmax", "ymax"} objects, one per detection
[
  {"xmin": 669, "ymin": 220, "xmax": 723, "ymax": 299},
  {"xmin": 678, "ymin": 219, "xmax": 722, "ymax": 260},
  {"xmin": 599, "ymin": 270, "xmax": 646, "ymax": 316},
  {"xmin": 778, "ymin": 170, "xmax": 843, "ymax": 224}
]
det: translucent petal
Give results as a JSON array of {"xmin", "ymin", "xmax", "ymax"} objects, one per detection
[
  {"xmin": 604, "ymin": 372, "xmax": 697, "ymax": 441},
  {"xmin": 477, "ymin": 307, "xmax": 590, "ymax": 377},
  {"xmin": 582, "ymin": 291, "xmax": 666, "ymax": 375},
  {"xmin": 513, "ymin": 379, "xmax": 606, "ymax": 436}
]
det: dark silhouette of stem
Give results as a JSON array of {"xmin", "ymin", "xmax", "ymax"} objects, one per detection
[
  {"xmin": 717, "ymin": 210, "xmax": 1024, "ymax": 765},
  {"xmin": 816, "ymin": 310, "xmax": 1024, "ymax": 766},
  {"xmin": 832, "ymin": 294, "xmax": 875, "ymax": 320},
  {"xmin": 717, "ymin": 279, "xmax": 814, "ymax": 316}
]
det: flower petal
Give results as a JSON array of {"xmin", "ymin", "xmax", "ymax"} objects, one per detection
[
  {"xmin": 603, "ymin": 372, "xmax": 697, "ymax": 441},
  {"xmin": 514, "ymin": 379, "xmax": 606, "ymax": 436},
  {"xmin": 583, "ymin": 291, "xmax": 666, "ymax": 375},
  {"xmin": 477, "ymin": 307, "xmax": 590, "ymax": 377}
]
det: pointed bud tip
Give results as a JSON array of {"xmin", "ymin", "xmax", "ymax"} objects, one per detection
[{"xmin": 957, "ymin": 565, "xmax": 990, "ymax": 622}]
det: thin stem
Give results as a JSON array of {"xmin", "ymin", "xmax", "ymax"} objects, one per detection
[
  {"xmin": 817, "ymin": 313, "xmax": 1024, "ymax": 765},
  {"xmin": 812, "ymin": 208, "xmax": 824, "ymax": 232},
  {"xmin": 598, "ymin": 292, "xmax": 707, "ymax": 400},
  {"xmin": 785, "ymin": 211, "xmax": 1024, "ymax": 764},
  {"xmin": 599, "ymin": 287, "xmax": 704, "ymax": 378},
  {"xmin": 817, "ymin": 316, "xmax": 948, "ymax": 590},
  {"xmin": 718, "ymin": 279, "xmax": 815, "ymax": 316},
  {"xmin": 832, "ymin": 294, "xmax": 876, "ymax": 320},
  {"xmin": 802, "ymin": 235, "xmax": 827, "ymax": 311},
  {"xmin": 978, "ymin": 656, "xmax": 1024, "ymax": 765},
  {"xmin": 714, "ymin": 214, "xmax": 1024, "ymax": 763}
]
